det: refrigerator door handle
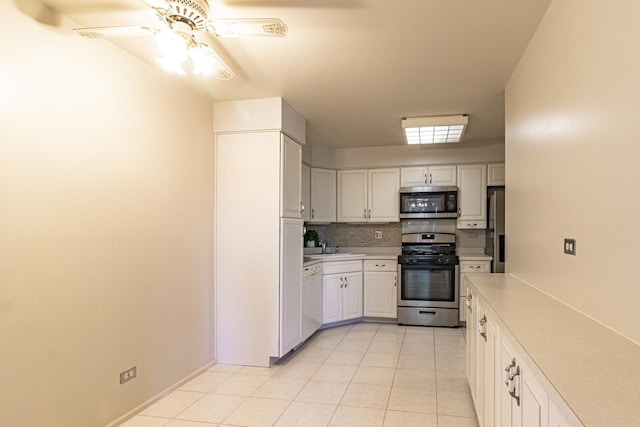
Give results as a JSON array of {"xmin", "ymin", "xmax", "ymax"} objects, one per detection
[{"xmin": 498, "ymin": 234, "xmax": 505, "ymax": 263}]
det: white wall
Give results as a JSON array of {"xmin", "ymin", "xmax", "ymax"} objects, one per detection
[
  {"xmin": 0, "ymin": 2, "xmax": 215, "ymax": 425},
  {"xmin": 335, "ymin": 141, "xmax": 504, "ymax": 169},
  {"xmin": 505, "ymin": 0, "xmax": 640, "ymax": 344}
]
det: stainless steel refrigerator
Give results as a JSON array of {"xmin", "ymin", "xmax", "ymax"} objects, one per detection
[{"xmin": 486, "ymin": 189, "xmax": 505, "ymax": 272}]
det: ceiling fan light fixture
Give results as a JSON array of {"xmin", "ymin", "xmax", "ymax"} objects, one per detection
[{"xmin": 402, "ymin": 115, "xmax": 468, "ymax": 144}]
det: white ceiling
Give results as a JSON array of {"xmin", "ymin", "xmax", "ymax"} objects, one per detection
[{"xmin": 40, "ymin": 0, "xmax": 551, "ymax": 148}]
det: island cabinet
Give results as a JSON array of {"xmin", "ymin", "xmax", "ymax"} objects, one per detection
[
  {"xmin": 337, "ymin": 168, "xmax": 400, "ymax": 222},
  {"xmin": 322, "ymin": 260, "xmax": 363, "ymax": 324}
]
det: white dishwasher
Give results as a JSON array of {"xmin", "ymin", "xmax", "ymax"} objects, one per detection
[{"xmin": 302, "ymin": 263, "xmax": 323, "ymax": 341}]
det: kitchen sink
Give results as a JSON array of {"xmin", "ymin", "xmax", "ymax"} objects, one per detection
[{"xmin": 306, "ymin": 253, "xmax": 365, "ymax": 260}]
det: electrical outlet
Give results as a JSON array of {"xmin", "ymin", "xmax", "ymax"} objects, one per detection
[
  {"xmin": 374, "ymin": 230, "xmax": 383, "ymax": 239},
  {"xmin": 120, "ymin": 366, "xmax": 137, "ymax": 384},
  {"xmin": 564, "ymin": 238, "xmax": 576, "ymax": 255}
]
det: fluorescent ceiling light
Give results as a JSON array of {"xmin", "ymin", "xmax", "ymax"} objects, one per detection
[{"xmin": 402, "ymin": 115, "xmax": 468, "ymax": 144}]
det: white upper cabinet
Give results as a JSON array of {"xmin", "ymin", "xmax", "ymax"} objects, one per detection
[
  {"xmin": 280, "ymin": 134, "xmax": 302, "ymax": 219},
  {"xmin": 401, "ymin": 165, "xmax": 457, "ymax": 187},
  {"xmin": 301, "ymin": 164, "xmax": 311, "ymax": 222},
  {"xmin": 337, "ymin": 168, "xmax": 400, "ymax": 222},
  {"xmin": 310, "ymin": 168, "xmax": 337, "ymax": 223},
  {"xmin": 337, "ymin": 170, "xmax": 368, "ymax": 222},
  {"xmin": 488, "ymin": 163, "xmax": 506, "ymax": 186},
  {"xmin": 368, "ymin": 169, "xmax": 400, "ymax": 222},
  {"xmin": 457, "ymin": 164, "xmax": 487, "ymax": 229}
]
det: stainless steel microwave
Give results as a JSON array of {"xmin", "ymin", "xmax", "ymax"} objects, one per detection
[{"xmin": 399, "ymin": 186, "xmax": 458, "ymax": 219}]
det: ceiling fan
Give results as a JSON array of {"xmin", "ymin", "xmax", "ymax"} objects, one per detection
[{"xmin": 73, "ymin": 0, "xmax": 288, "ymax": 79}]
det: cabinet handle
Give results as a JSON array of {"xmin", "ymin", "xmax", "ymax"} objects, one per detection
[
  {"xmin": 375, "ymin": 264, "xmax": 386, "ymax": 267},
  {"xmin": 428, "ymin": 173, "xmax": 432, "ymax": 184},
  {"xmin": 340, "ymin": 277, "xmax": 344, "ymax": 288},
  {"xmin": 504, "ymin": 358, "xmax": 521, "ymax": 406},
  {"xmin": 458, "ymin": 208, "xmax": 461, "ymax": 217},
  {"xmin": 300, "ymin": 202, "xmax": 305, "ymax": 213},
  {"xmin": 368, "ymin": 209, "xmax": 371, "ymax": 219},
  {"xmin": 478, "ymin": 315, "xmax": 487, "ymax": 342},
  {"xmin": 363, "ymin": 209, "xmax": 367, "ymax": 219},
  {"xmin": 311, "ymin": 208, "xmax": 315, "ymax": 219},
  {"xmin": 344, "ymin": 277, "xmax": 348, "ymax": 288},
  {"xmin": 465, "ymin": 295, "xmax": 472, "ymax": 312},
  {"xmin": 394, "ymin": 277, "xmax": 397, "ymax": 287},
  {"xmin": 424, "ymin": 173, "xmax": 428, "ymax": 184}
]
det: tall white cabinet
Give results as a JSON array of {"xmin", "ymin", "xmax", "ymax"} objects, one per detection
[{"xmin": 214, "ymin": 98, "xmax": 305, "ymax": 367}]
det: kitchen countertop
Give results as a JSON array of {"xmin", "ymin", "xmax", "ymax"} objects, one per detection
[
  {"xmin": 466, "ymin": 273, "xmax": 640, "ymax": 426},
  {"xmin": 457, "ymin": 248, "xmax": 492, "ymax": 261},
  {"xmin": 303, "ymin": 249, "xmax": 399, "ymax": 266}
]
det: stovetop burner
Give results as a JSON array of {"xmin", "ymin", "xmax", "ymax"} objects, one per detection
[{"xmin": 399, "ymin": 232, "xmax": 458, "ymax": 265}]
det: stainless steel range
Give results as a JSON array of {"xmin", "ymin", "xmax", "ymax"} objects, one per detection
[{"xmin": 397, "ymin": 233, "xmax": 459, "ymax": 327}]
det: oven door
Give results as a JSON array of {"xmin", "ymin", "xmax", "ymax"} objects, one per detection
[{"xmin": 397, "ymin": 263, "xmax": 459, "ymax": 309}]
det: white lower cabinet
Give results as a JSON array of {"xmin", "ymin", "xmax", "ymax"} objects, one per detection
[
  {"xmin": 363, "ymin": 260, "xmax": 397, "ymax": 318},
  {"xmin": 467, "ymin": 277, "xmax": 582, "ymax": 427},
  {"xmin": 475, "ymin": 298, "xmax": 497, "ymax": 427},
  {"xmin": 460, "ymin": 260, "xmax": 491, "ymax": 322},
  {"xmin": 498, "ymin": 333, "xmax": 548, "ymax": 427},
  {"xmin": 323, "ymin": 261, "xmax": 363, "ymax": 324}
]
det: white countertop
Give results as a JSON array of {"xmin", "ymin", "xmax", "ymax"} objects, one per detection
[
  {"xmin": 457, "ymin": 248, "xmax": 492, "ymax": 261},
  {"xmin": 303, "ymin": 253, "xmax": 398, "ymax": 265},
  {"xmin": 466, "ymin": 273, "xmax": 640, "ymax": 426}
]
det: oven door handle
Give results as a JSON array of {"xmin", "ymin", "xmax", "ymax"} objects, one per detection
[{"xmin": 418, "ymin": 310, "xmax": 437, "ymax": 315}]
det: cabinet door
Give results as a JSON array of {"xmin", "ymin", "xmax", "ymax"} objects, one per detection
[
  {"xmin": 400, "ymin": 166, "xmax": 429, "ymax": 186},
  {"xmin": 280, "ymin": 218, "xmax": 303, "ymax": 356},
  {"xmin": 310, "ymin": 168, "xmax": 337, "ymax": 223},
  {"xmin": 337, "ymin": 170, "xmax": 368, "ymax": 222},
  {"xmin": 498, "ymin": 335, "xmax": 521, "ymax": 427},
  {"xmin": 342, "ymin": 272, "xmax": 363, "ymax": 320},
  {"xmin": 368, "ymin": 168, "xmax": 400, "ymax": 222},
  {"xmin": 520, "ymin": 364, "xmax": 547, "ymax": 427},
  {"xmin": 428, "ymin": 165, "xmax": 457, "ymax": 186},
  {"xmin": 476, "ymin": 300, "xmax": 497, "ymax": 427},
  {"xmin": 488, "ymin": 163, "xmax": 506, "ymax": 186},
  {"xmin": 466, "ymin": 289, "xmax": 477, "ymax": 400},
  {"xmin": 323, "ymin": 274, "xmax": 343, "ymax": 324},
  {"xmin": 363, "ymin": 271, "xmax": 397, "ymax": 318},
  {"xmin": 281, "ymin": 134, "xmax": 302, "ymax": 218},
  {"xmin": 458, "ymin": 164, "xmax": 487, "ymax": 224},
  {"xmin": 301, "ymin": 164, "xmax": 311, "ymax": 222}
]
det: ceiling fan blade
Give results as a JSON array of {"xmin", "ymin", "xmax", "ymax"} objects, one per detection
[
  {"xmin": 206, "ymin": 18, "xmax": 288, "ymax": 38},
  {"xmin": 73, "ymin": 26, "xmax": 157, "ymax": 39}
]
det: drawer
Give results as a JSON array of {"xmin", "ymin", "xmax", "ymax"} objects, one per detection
[
  {"xmin": 323, "ymin": 260, "xmax": 362, "ymax": 275},
  {"xmin": 460, "ymin": 261, "xmax": 491, "ymax": 273},
  {"xmin": 364, "ymin": 260, "xmax": 397, "ymax": 272},
  {"xmin": 457, "ymin": 220, "xmax": 487, "ymax": 229}
]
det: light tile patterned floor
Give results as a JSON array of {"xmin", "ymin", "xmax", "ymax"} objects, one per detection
[{"xmin": 120, "ymin": 323, "xmax": 478, "ymax": 427}]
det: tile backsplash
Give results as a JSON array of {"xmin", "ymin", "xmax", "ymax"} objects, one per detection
[
  {"xmin": 306, "ymin": 220, "xmax": 486, "ymax": 250},
  {"xmin": 306, "ymin": 223, "xmax": 402, "ymax": 247}
]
